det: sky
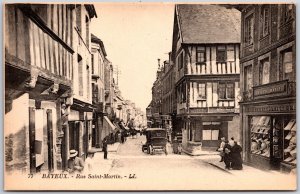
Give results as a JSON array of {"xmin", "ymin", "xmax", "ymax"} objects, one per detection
[{"xmin": 91, "ymin": 3, "xmax": 174, "ymax": 112}]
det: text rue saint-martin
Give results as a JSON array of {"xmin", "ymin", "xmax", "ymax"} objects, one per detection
[{"xmin": 40, "ymin": 173, "xmax": 137, "ymax": 179}]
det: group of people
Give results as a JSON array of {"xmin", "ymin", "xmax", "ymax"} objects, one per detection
[
  {"xmin": 217, "ymin": 137, "xmax": 243, "ymax": 170},
  {"xmin": 67, "ymin": 139, "xmax": 109, "ymax": 174}
]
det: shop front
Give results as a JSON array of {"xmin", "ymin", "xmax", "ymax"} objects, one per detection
[{"xmin": 241, "ymin": 101, "xmax": 296, "ymax": 172}]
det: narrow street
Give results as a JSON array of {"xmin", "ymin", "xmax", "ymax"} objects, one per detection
[{"xmin": 89, "ymin": 135, "xmax": 295, "ymax": 190}]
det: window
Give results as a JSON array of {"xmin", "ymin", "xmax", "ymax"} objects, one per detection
[
  {"xmin": 226, "ymin": 45, "xmax": 235, "ymax": 61},
  {"xmin": 261, "ymin": 6, "xmax": 270, "ymax": 37},
  {"xmin": 245, "ymin": 14, "xmax": 254, "ymax": 45},
  {"xmin": 78, "ymin": 54, "xmax": 83, "ymax": 96},
  {"xmin": 91, "ymin": 54, "xmax": 94, "ymax": 74},
  {"xmin": 196, "ymin": 47, "xmax": 206, "ymax": 63},
  {"xmin": 202, "ymin": 130, "xmax": 219, "ymax": 140},
  {"xmin": 282, "ymin": 48, "xmax": 293, "ymax": 81},
  {"xmin": 226, "ymin": 83, "xmax": 234, "ymax": 99},
  {"xmin": 259, "ymin": 58, "xmax": 270, "ymax": 85},
  {"xmin": 217, "ymin": 46, "xmax": 226, "ymax": 62},
  {"xmin": 244, "ymin": 65, "xmax": 253, "ymax": 91},
  {"xmin": 177, "ymin": 52, "xmax": 184, "ymax": 70},
  {"xmin": 86, "ymin": 16, "xmax": 90, "ymax": 48},
  {"xmin": 197, "ymin": 83, "xmax": 206, "ymax": 99},
  {"xmin": 182, "ymin": 83, "xmax": 186, "ymax": 103},
  {"xmin": 75, "ymin": 5, "xmax": 82, "ymax": 33},
  {"xmin": 281, "ymin": 4, "xmax": 294, "ymax": 24},
  {"xmin": 218, "ymin": 83, "xmax": 234, "ymax": 99}
]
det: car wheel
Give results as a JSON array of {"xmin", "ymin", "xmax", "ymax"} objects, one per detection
[{"xmin": 150, "ymin": 145, "xmax": 154, "ymax": 155}]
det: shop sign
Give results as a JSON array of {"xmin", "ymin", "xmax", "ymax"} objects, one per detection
[
  {"xmin": 246, "ymin": 103, "xmax": 296, "ymax": 113},
  {"xmin": 253, "ymin": 80, "xmax": 288, "ymax": 100}
]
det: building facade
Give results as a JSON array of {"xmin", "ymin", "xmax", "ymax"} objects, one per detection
[
  {"xmin": 91, "ymin": 34, "xmax": 107, "ymax": 148},
  {"xmin": 238, "ymin": 4, "xmax": 296, "ymax": 172},
  {"xmin": 68, "ymin": 4, "xmax": 97, "ymax": 163},
  {"xmin": 4, "ymin": 4, "xmax": 97, "ymax": 173},
  {"xmin": 171, "ymin": 5, "xmax": 241, "ymax": 154}
]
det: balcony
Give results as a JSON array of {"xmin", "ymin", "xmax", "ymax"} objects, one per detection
[
  {"xmin": 189, "ymin": 107, "xmax": 237, "ymax": 114},
  {"xmin": 243, "ymin": 80, "xmax": 296, "ymax": 102}
]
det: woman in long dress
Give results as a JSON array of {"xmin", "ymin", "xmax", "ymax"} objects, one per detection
[{"xmin": 231, "ymin": 141, "xmax": 243, "ymax": 170}]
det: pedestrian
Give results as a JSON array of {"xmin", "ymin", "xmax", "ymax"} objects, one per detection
[
  {"xmin": 217, "ymin": 137, "xmax": 226, "ymax": 162},
  {"xmin": 103, "ymin": 138, "xmax": 108, "ymax": 159},
  {"xmin": 223, "ymin": 140, "xmax": 232, "ymax": 170},
  {"xmin": 84, "ymin": 149, "xmax": 97, "ymax": 173},
  {"xmin": 231, "ymin": 141, "xmax": 243, "ymax": 170},
  {"xmin": 67, "ymin": 149, "xmax": 85, "ymax": 173},
  {"xmin": 121, "ymin": 130, "xmax": 125, "ymax": 143}
]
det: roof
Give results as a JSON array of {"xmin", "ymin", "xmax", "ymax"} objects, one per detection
[
  {"xmin": 91, "ymin": 34, "xmax": 107, "ymax": 57},
  {"xmin": 84, "ymin": 4, "xmax": 97, "ymax": 18},
  {"xmin": 176, "ymin": 4, "xmax": 241, "ymax": 44}
]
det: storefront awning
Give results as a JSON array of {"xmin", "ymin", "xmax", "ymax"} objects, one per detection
[
  {"xmin": 113, "ymin": 122, "xmax": 122, "ymax": 131},
  {"xmin": 104, "ymin": 116, "xmax": 116, "ymax": 133}
]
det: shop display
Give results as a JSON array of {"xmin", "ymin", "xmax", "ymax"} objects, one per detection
[
  {"xmin": 283, "ymin": 119, "xmax": 296, "ymax": 166},
  {"xmin": 250, "ymin": 116, "xmax": 271, "ymax": 157}
]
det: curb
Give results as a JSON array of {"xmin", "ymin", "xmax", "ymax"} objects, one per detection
[
  {"xmin": 207, "ymin": 162, "xmax": 232, "ymax": 174},
  {"xmin": 183, "ymin": 149, "xmax": 220, "ymax": 156}
]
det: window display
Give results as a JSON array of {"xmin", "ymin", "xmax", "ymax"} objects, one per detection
[
  {"xmin": 250, "ymin": 116, "xmax": 271, "ymax": 157},
  {"xmin": 283, "ymin": 119, "xmax": 296, "ymax": 166}
]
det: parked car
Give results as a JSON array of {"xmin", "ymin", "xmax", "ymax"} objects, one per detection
[{"xmin": 142, "ymin": 128, "xmax": 168, "ymax": 155}]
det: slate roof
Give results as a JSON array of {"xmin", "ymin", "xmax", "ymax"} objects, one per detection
[{"xmin": 176, "ymin": 4, "xmax": 241, "ymax": 44}]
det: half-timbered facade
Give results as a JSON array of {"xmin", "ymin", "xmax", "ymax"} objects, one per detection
[
  {"xmin": 172, "ymin": 4, "xmax": 241, "ymax": 154},
  {"xmin": 237, "ymin": 4, "xmax": 296, "ymax": 172},
  {"xmin": 4, "ymin": 4, "xmax": 97, "ymax": 173}
]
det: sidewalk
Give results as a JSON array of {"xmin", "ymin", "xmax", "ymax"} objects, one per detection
[
  {"xmin": 196, "ymin": 154, "xmax": 284, "ymax": 176},
  {"xmin": 93, "ymin": 142, "xmax": 121, "ymax": 152},
  {"xmin": 90, "ymin": 142, "xmax": 121, "ymax": 173}
]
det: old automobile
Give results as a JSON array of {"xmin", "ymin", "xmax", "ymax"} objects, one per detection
[{"xmin": 142, "ymin": 128, "xmax": 168, "ymax": 155}]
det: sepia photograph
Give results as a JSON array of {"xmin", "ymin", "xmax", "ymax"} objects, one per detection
[{"xmin": 3, "ymin": 2, "xmax": 297, "ymax": 191}]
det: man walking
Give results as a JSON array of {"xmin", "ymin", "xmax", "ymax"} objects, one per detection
[{"xmin": 103, "ymin": 138, "xmax": 108, "ymax": 159}]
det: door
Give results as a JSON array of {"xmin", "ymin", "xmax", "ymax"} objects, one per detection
[{"xmin": 46, "ymin": 109, "xmax": 54, "ymax": 172}]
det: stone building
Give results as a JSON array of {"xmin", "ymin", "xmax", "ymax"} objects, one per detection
[
  {"xmin": 68, "ymin": 4, "xmax": 97, "ymax": 162},
  {"xmin": 91, "ymin": 33, "xmax": 107, "ymax": 148},
  {"xmin": 171, "ymin": 4, "xmax": 241, "ymax": 154},
  {"xmin": 236, "ymin": 4, "xmax": 296, "ymax": 172}
]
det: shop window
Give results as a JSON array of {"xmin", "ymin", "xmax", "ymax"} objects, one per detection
[
  {"xmin": 281, "ymin": 48, "xmax": 294, "ymax": 81},
  {"xmin": 261, "ymin": 6, "xmax": 270, "ymax": 37},
  {"xmin": 202, "ymin": 130, "xmax": 219, "ymax": 140},
  {"xmin": 283, "ymin": 119, "xmax": 296, "ymax": 166},
  {"xmin": 244, "ymin": 65, "xmax": 253, "ymax": 91},
  {"xmin": 245, "ymin": 14, "xmax": 254, "ymax": 45},
  {"xmin": 250, "ymin": 116, "xmax": 271, "ymax": 157},
  {"xmin": 217, "ymin": 46, "xmax": 226, "ymax": 62},
  {"xmin": 259, "ymin": 58, "xmax": 270, "ymax": 85}
]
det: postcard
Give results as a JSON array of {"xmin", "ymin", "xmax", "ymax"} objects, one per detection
[{"xmin": 4, "ymin": 2, "xmax": 296, "ymax": 191}]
